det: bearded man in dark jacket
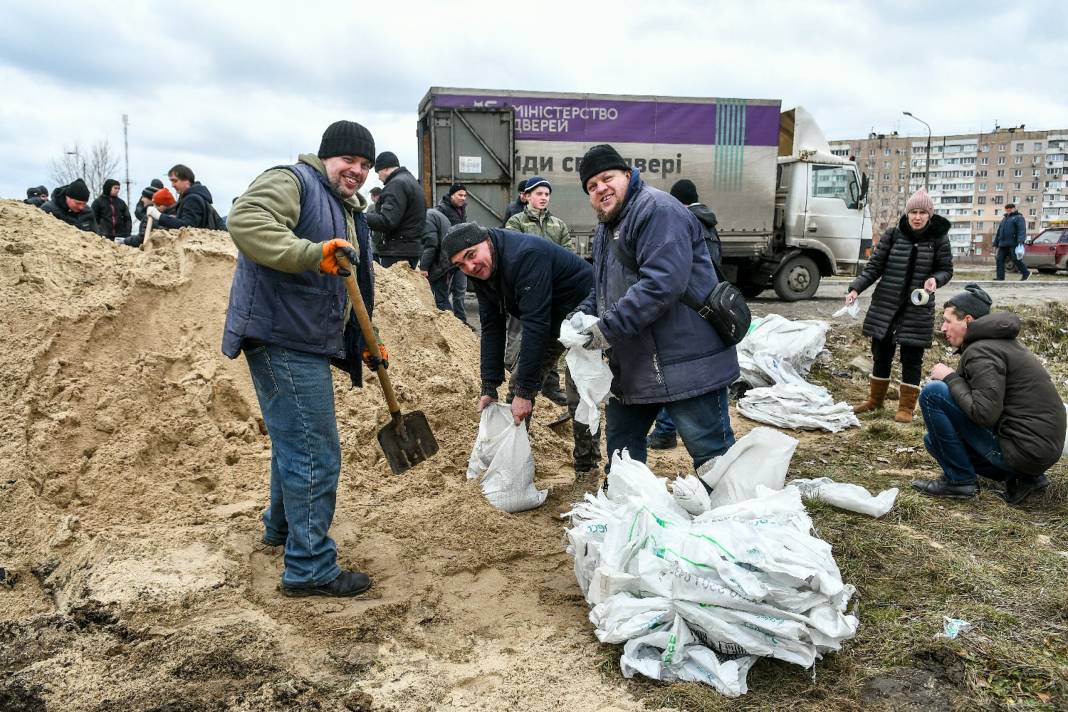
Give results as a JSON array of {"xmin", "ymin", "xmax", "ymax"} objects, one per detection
[
  {"xmin": 846, "ymin": 189, "xmax": 954, "ymax": 422},
  {"xmin": 912, "ymin": 284, "xmax": 1065, "ymax": 503},
  {"xmin": 42, "ymin": 179, "xmax": 98, "ymax": 233},
  {"xmin": 366, "ymin": 151, "xmax": 425, "ymax": 268},
  {"xmin": 573, "ymin": 145, "xmax": 739, "ymax": 473},
  {"xmin": 91, "ymin": 179, "xmax": 133, "ymax": 240},
  {"xmin": 447, "ymin": 223, "xmax": 601, "ymax": 482}
]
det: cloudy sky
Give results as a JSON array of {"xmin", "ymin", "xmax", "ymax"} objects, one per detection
[{"xmin": 2, "ymin": 0, "xmax": 1064, "ymax": 213}]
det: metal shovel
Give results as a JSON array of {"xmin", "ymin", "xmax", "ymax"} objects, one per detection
[{"xmin": 338, "ymin": 256, "xmax": 439, "ymax": 474}]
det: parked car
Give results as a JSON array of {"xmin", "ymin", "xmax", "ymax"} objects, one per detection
[{"xmin": 1023, "ymin": 227, "xmax": 1068, "ymax": 274}]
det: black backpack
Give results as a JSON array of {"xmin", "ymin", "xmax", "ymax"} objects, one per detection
[{"xmin": 609, "ymin": 233, "xmax": 751, "ymax": 346}]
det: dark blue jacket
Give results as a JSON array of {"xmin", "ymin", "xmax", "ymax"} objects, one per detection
[
  {"xmin": 577, "ymin": 169, "xmax": 739, "ymax": 404},
  {"xmin": 994, "ymin": 211, "xmax": 1026, "ymax": 248},
  {"xmin": 472, "ymin": 229, "xmax": 592, "ymax": 400},
  {"xmin": 158, "ymin": 182, "xmax": 224, "ymax": 231},
  {"xmin": 221, "ymin": 162, "xmax": 374, "ymax": 387}
]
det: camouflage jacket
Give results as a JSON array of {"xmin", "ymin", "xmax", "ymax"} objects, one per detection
[{"xmin": 504, "ymin": 206, "xmax": 573, "ymax": 250}]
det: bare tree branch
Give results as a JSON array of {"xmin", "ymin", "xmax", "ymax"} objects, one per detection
[{"xmin": 48, "ymin": 139, "xmax": 120, "ymax": 198}]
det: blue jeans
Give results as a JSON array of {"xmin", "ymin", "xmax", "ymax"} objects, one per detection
[
  {"xmin": 607, "ymin": 388, "xmax": 734, "ymax": 471},
  {"xmin": 244, "ymin": 343, "xmax": 342, "ymax": 587},
  {"xmin": 430, "ymin": 270, "xmax": 467, "ymax": 323},
  {"xmin": 650, "ymin": 408, "xmax": 676, "ymax": 437},
  {"xmin": 919, "ymin": 380, "xmax": 1015, "ymax": 484}
]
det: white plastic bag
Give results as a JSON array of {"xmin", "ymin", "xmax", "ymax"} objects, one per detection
[
  {"xmin": 699, "ymin": 427, "xmax": 798, "ymax": 508},
  {"xmin": 558, "ymin": 313, "xmax": 613, "ymax": 434},
  {"xmin": 786, "ymin": 477, "xmax": 899, "ymax": 518},
  {"xmin": 466, "ymin": 404, "xmax": 547, "ymax": 513},
  {"xmin": 1014, "ymin": 243, "xmax": 1025, "ymax": 260},
  {"xmin": 832, "ymin": 301, "xmax": 860, "ymax": 319}
]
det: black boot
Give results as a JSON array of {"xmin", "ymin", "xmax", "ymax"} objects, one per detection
[
  {"xmin": 911, "ymin": 477, "xmax": 978, "ymax": 499},
  {"xmin": 541, "ymin": 371, "xmax": 567, "ymax": 406},
  {"xmin": 282, "ymin": 570, "xmax": 372, "ymax": 598},
  {"xmin": 647, "ymin": 431, "xmax": 677, "ymax": 450},
  {"xmin": 998, "ymin": 474, "xmax": 1049, "ymax": 505}
]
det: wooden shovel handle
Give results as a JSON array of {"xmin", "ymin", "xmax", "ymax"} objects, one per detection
[
  {"xmin": 142, "ymin": 216, "xmax": 154, "ymax": 250},
  {"xmin": 337, "ymin": 256, "xmax": 401, "ymax": 416}
]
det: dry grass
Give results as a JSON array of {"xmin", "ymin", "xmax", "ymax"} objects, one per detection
[{"xmin": 601, "ymin": 304, "xmax": 1068, "ymax": 711}]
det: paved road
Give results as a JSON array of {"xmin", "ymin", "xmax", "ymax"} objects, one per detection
[{"xmin": 463, "ymin": 270, "xmax": 1068, "ymax": 333}]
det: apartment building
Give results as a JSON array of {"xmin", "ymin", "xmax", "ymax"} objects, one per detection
[{"xmin": 830, "ymin": 127, "xmax": 1068, "ymax": 256}]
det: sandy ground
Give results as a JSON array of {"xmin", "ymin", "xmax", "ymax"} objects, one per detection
[{"xmin": 4, "ymin": 198, "xmax": 1066, "ymax": 711}]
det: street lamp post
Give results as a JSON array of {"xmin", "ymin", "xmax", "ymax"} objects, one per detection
[{"xmin": 903, "ymin": 111, "xmax": 932, "ymax": 193}]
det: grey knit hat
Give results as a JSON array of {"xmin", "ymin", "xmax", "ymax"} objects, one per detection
[
  {"xmin": 945, "ymin": 283, "xmax": 992, "ymax": 319},
  {"xmin": 442, "ymin": 222, "xmax": 489, "ymax": 259}
]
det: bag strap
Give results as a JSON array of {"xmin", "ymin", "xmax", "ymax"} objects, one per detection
[{"xmin": 608, "ymin": 233, "xmax": 713, "ymax": 312}]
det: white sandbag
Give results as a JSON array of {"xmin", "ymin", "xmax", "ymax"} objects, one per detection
[
  {"xmin": 699, "ymin": 427, "xmax": 798, "ymax": 508},
  {"xmin": 787, "ymin": 477, "xmax": 899, "ymax": 518},
  {"xmin": 738, "ymin": 383, "xmax": 860, "ymax": 433},
  {"xmin": 558, "ymin": 313, "xmax": 613, "ymax": 435},
  {"xmin": 465, "ymin": 403, "xmax": 547, "ymax": 513},
  {"xmin": 736, "ymin": 314, "xmax": 829, "ymax": 387},
  {"xmin": 671, "ymin": 475, "xmax": 712, "ymax": 515}
]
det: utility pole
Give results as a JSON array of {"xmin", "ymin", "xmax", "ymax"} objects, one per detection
[
  {"xmin": 903, "ymin": 111, "xmax": 932, "ymax": 193},
  {"xmin": 122, "ymin": 114, "xmax": 131, "ymax": 208}
]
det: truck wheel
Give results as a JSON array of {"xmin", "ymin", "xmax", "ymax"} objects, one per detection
[{"xmin": 773, "ymin": 255, "xmax": 820, "ymax": 301}]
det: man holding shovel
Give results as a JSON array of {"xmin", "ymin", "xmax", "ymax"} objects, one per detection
[
  {"xmin": 221, "ymin": 121, "xmax": 382, "ymax": 598},
  {"xmin": 446, "ymin": 223, "xmax": 602, "ymax": 485}
]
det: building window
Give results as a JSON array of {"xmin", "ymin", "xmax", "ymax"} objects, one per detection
[
  {"xmin": 1014, "ymin": 156, "xmax": 1023, "ymax": 164},
  {"xmin": 884, "ymin": 148, "xmax": 891, "ymax": 156},
  {"xmin": 1029, "ymin": 221, "xmax": 1036, "ymax": 229},
  {"xmin": 998, "ymin": 143, "xmax": 1007, "ymax": 152},
  {"xmin": 981, "ymin": 145, "xmax": 990, "ymax": 152},
  {"xmin": 997, "ymin": 156, "xmax": 1006, "ymax": 165},
  {"xmin": 1016, "ymin": 142, "xmax": 1024, "ymax": 152},
  {"xmin": 997, "ymin": 169, "xmax": 1005, "ymax": 177},
  {"xmin": 1032, "ymin": 181, "xmax": 1040, "ymax": 189},
  {"xmin": 978, "ymin": 196, "xmax": 986, "ymax": 204},
  {"xmin": 1029, "ymin": 208, "xmax": 1037, "ymax": 216},
  {"xmin": 1035, "ymin": 142, "xmax": 1043, "ymax": 151}
]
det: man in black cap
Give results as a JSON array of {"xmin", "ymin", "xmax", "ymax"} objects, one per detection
[
  {"xmin": 912, "ymin": 284, "xmax": 1064, "ymax": 503},
  {"xmin": 437, "ymin": 183, "xmax": 468, "ymax": 226},
  {"xmin": 24, "ymin": 186, "xmax": 48, "ymax": 208},
  {"xmin": 133, "ymin": 178, "xmax": 165, "ymax": 239},
  {"xmin": 41, "ymin": 178, "xmax": 99, "ymax": 233},
  {"xmin": 503, "ymin": 179, "xmax": 528, "ymax": 223},
  {"xmin": 446, "ymin": 222, "xmax": 602, "ymax": 485},
  {"xmin": 366, "ymin": 150, "xmax": 425, "ymax": 268},
  {"xmin": 91, "ymin": 178, "xmax": 133, "ymax": 241},
  {"xmin": 221, "ymin": 120, "xmax": 381, "ymax": 598},
  {"xmin": 573, "ymin": 144, "xmax": 739, "ymax": 475}
]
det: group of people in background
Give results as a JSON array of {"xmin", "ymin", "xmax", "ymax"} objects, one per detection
[{"xmin": 23, "ymin": 164, "xmax": 225, "ymax": 246}]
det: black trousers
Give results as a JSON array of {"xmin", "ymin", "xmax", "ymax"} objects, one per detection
[{"xmin": 871, "ymin": 335, "xmax": 924, "ymax": 386}]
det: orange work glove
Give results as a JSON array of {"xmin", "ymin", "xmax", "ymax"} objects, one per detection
[
  {"xmin": 362, "ymin": 327, "xmax": 389, "ymax": 371},
  {"xmin": 320, "ymin": 239, "xmax": 359, "ymax": 276}
]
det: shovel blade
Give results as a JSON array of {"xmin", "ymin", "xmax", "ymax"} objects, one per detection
[{"xmin": 377, "ymin": 410, "xmax": 439, "ymax": 475}]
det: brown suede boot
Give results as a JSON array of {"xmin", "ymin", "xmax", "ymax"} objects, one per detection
[
  {"xmin": 854, "ymin": 376, "xmax": 890, "ymax": 414},
  {"xmin": 895, "ymin": 383, "xmax": 921, "ymax": 423}
]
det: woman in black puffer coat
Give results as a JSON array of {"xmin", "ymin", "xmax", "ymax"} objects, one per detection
[{"xmin": 845, "ymin": 190, "xmax": 953, "ymax": 422}]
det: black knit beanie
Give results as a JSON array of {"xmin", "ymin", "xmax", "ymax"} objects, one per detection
[
  {"xmin": 945, "ymin": 283, "xmax": 992, "ymax": 319},
  {"xmin": 579, "ymin": 144, "xmax": 629, "ymax": 193},
  {"xmin": 141, "ymin": 185, "xmax": 158, "ymax": 201},
  {"xmin": 448, "ymin": 182, "xmax": 466, "ymax": 196},
  {"xmin": 66, "ymin": 178, "xmax": 90, "ymax": 202},
  {"xmin": 374, "ymin": 151, "xmax": 400, "ymax": 170},
  {"xmin": 670, "ymin": 179, "xmax": 699, "ymax": 205},
  {"xmin": 442, "ymin": 222, "xmax": 489, "ymax": 260},
  {"xmin": 318, "ymin": 120, "xmax": 375, "ymax": 161}
]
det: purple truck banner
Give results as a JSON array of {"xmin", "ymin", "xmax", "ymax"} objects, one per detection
[{"xmin": 430, "ymin": 93, "xmax": 781, "ymax": 147}]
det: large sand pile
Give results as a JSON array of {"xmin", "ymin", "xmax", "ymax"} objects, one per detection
[{"xmin": 0, "ymin": 200, "xmax": 653, "ymax": 711}]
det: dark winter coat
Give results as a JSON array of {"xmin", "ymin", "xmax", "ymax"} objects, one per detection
[
  {"xmin": 472, "ymin": 229, "xmax": 593, "ymax": 400},
  {"xmin": 503, "ymin": 197, "xmax": 525, "ymax": 224},
  {"xmin": 419, "ymin": 207, "xmax": 455, "ymax": 283},
  {"xmin": 41, "ymin": 185, "xmax": 98, "ymax": 233},
  {"xmin": 576, "ymin": 169, "xmax": 739, "ymax": 405},
  {"xmin": 91, "ymin": 194, "xmax": 133, "ymax": 238},
  {"xmin": 994, "ymin": 211, "xmax": 1027, "ymax": 248},
  {"xmin": 945, "ymin": 313, "xmax": 1066, "ymax": 476},
  {"xmin": 157, "ymin": 183, "xmax": 224, "ymax": 231},
  {"xmin": 849, "ymin": 213, "xmax": 954, "ymax": 347},
  {"xmin": 365, "ymin": 167, "xmax": 425, "ymax": 257},
  {"xmin": 436, "ymin": 195, "xmax": 467, "ymax": 226},
  {"xmin": 688, "ymin": 203, "xmax": 721, "ymax": 267}
]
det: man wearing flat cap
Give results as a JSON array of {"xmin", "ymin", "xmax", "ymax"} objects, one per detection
[
  {"xmin": 41, "ymin": 178, "xmax": 98, "ymax": 233},
  {"xmin": 913, "ymin": 284, "xmax": 1064, "ymax": 503},
  {"xmin": 366, "ymin": 150, "xmax": 425, "ymax": 268},
  {"xmin": 446, "ymin": 222, "xmax": 602, "ymax": 484},
  {"xmin": 222, "ymin": 120, "xmax": 382, "ymax": 598},
  {"xmin": 572, "ymin": 144, "xmax": 739, "ymax": 475}
]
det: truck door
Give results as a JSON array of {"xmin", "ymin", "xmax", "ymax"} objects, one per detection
[
  {"xmin": 418, "ymin": 106, "xmax": 515, "ymax": 226},
  {"xmin": 802, "ymin": 164, "xmax": 866, "ymax": 273}
]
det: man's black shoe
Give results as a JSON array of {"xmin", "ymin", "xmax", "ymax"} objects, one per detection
[
  {"xmin": 1021, "ymin": 272, "xmax": 1031, "ymax": 281},
  {"xmin": 998, "ymin": 474, "xmax": 1049, "ymax": 505},
  {"xmin": 647, "ymin": 432, "xmax": 677, "ymax": 450},
  {"xmin": 281, "ymin": 570, "xmax": 372, "ymax": 598},
  {"xmin": 911, "ymin": 477, "xmax": 978, "ymax": 499},
  {"xmin": 541, "ymin": 383, "xmax": 568, "ymax": 406}
]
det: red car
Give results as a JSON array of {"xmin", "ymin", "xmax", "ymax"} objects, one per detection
[{"xmin": 1023, "ymin": 226, "xmax": 1068, "ymax": 274}]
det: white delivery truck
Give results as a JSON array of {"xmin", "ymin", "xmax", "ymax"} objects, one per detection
[{"xmin": 417, "ymin": 88, "xmax": 871, "ymax": 300}]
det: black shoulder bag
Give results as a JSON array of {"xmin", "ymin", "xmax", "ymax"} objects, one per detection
[{"xmin": 609, "ymin": 235, "xmax": 751, "ymax": 346}]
